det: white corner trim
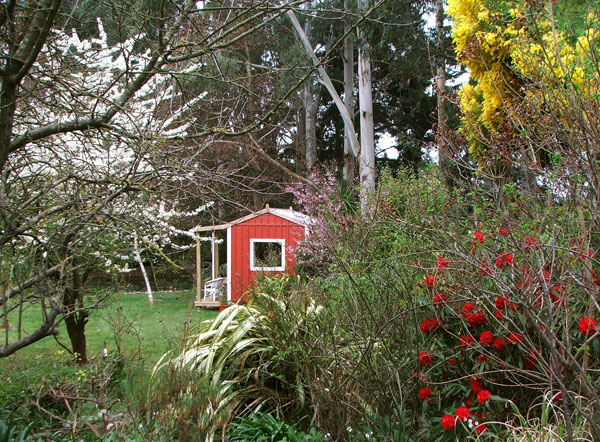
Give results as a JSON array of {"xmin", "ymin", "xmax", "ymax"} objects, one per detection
[{"xmin": 227, "ymin": 227, "xmax": 232, "ymax": 302}]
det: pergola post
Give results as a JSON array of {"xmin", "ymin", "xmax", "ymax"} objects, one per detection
[
  {"xmin": 195, "ymin": 232, "xmax": 202, "ymax": 304},
  {"xmin": 212, "ymin": 231, "xmax": 219, "ymax": 280}
]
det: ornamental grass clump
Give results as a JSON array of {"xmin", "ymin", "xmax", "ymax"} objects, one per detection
[
  {"xmin": 148, "ymin": 277, "xmax": 323, "ymax": 441},
  {"xmin": 414, "ymin": 227, "xmax": 600, "ymax": 440}
]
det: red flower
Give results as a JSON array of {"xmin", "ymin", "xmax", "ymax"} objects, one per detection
[
  {"xmin": 477, "ymin": 354, "xmax": 488, "ymax": 363},
  {"xmin": 420, "ymin": 319, "xmax": 440, "ymax": 334},
  {"xmin": 467, "ymin": 312, "xmax": 487, "ymax": 327},
  {"xmin": 436, "ymin": 256, "xmax": 450, "ymax": 268},
  {"xmin": 477, "ymin": 389, "xmax": 491, "ymax": 404},
  {"xmin": 495, "ymin": 252, "xmax": 514, "ymax": 269},
  {"xmin": 578, "ymin": 317, "xmax": 598, "ymax": 336},
  {"xmin": 448, "ymin": 357, "xmax": 458, "ymax": 365},
  {"xmin": 577, "ymin": 249, "xmax": 593, "ymax": 261},
  {"xmin": 507, "ymin": 332, "xmax": 524, "ymax": 344},
  {"xmin": 465, "ymin": 396, "xmax": 473, "ymax": 407},
  {"xmin": 470, "ymin": 377, "xmax": 484, "ymax": 394},
  {"xmin": 523, "ymin": 235, "xmax": 538, "ymax": 252},
  {"xmin": 462, "ymin": 303, "xmax": 475, "ymax": 316},
  {"xmin": 517, "ymin": 275, "xmax": 530, "ymax": 289},
  {"xmin": 493, "ymin": 338, "xmax": 506, "ymax": 350},
  {"xmin": 456, "ymin": 406, "xmax": 471, "ymax": 421},
  {"xmin": 476, "ymin": 423, "xmax": 488, "ymax": 435},
  {"xmin": 494, "ymin": 309, "xmax": 504, "ymax": 319},
  {"xmin": 523, "ymin": 351, "xmax": 538, "ymax": 369},
  {"xmin": 433, "ymin": 292, "xmax": 448, "ymax": 305},
  {"xmin": 462, "ymin": 303, "xmax": 487, "ymax": 326},
  {"xmin": 418, "ymin": 351, "xmax": 434, "ymax": 366},
  {"xmin": 473, "ymin": 231, "xmax": 485, "ymax": 244},
  {"xmin": 479, "ymin": 331, "xmax": 494, "ymax": 346},
  {"xmin": 479, "ymin": 261, "xmax": 493, "ymax": 275},
  {"xmin": 494, "ymin": 296, "xmax": 507, "ymax": 310},
  {"xmin": 440, "ymin": 414, "xmax": 455, "ymax": 431},
  {"xmin": 418, "ymin": 387, "xmax": 433, "ymax": 400},
  {"xmin": 459, "ymin": 334, "xmax": 474, "ymax": 348},
  {"xmin": 550, "ymin": 285, "xmax": 563, "ymax": 304},
  {"xmin": 499, "ymin": 227, "xmax": 509, "ymax": 236},
  {"xmin": 423, "ymin": 275, "xmax": 435, "ymax": 290}
]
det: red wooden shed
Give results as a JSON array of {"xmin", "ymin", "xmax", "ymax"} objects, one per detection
[{"xmin": 193, "ymin": 205, "xmax": 311, "ymax": 306}]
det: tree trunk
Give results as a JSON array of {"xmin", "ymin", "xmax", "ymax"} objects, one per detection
[
  {"xmin": 304, "ymin": 9, "xmax": 318, "ymax": 170},
  {"xmin": 343, "ymin": 0, "xmax": 356, "ymax": 183},
  {"xmin": 357, "ymin": 0, "xmax": 375, "ymax": 212},
  {"xmin": 305, "ymin": 82, "xmax": 318, "ymax": 170},
  {"xmin": 288, "ymin": 10, "xmax": 360, "ymax": 158},
  {"xmin": 435, "ymin": 0, "xmax": 451, "ymax": 186},
  {"xmin": 63, "ymin": 269, "xmax": 88, "ymax": 364},
  {"xmin": 65, "ymin": 313, "xmax": 87, "ymax": 364},
  {"xmin": 296, "ymin": 106, "xmax": 306, "ymax": 173},
  {"xmin": 134, "ymin": 233, "xmax": 153, "ymax": 306}
]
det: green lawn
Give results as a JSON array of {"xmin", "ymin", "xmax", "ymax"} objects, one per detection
[
  {"xmin": 1, "ymin": 290, "xmax": 219, "ymax": 372},
  {"xmin": 0, "ymin": 291, "xmax": 220, "ymax": 426}
]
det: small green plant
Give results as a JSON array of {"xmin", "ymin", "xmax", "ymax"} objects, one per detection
[
  {"xmin": 0, "ymin": 418, "xmax": 33, "ymax": 442},
  {"xmin": 227, "ymin": 412, "xmax": 325, "ymax": 442}
]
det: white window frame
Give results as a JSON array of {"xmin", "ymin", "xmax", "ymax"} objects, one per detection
[{"xmin": 250, "ymin": 239, "xmax": 286, "ymax": 272}]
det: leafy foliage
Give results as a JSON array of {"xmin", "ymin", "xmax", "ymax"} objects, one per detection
[{"xmin": 227, "ymin": 412, "xmax": 325, "ymax": 442}]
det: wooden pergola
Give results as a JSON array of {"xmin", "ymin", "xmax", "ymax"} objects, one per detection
[{"xmin": 193, "ymin": 224, "xmax": 227, "ymax": 307}]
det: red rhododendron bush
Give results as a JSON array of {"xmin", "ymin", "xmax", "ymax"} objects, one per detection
[{"xmin": 416, "ymin": 226, "xmax": 600, "ymax": 439}]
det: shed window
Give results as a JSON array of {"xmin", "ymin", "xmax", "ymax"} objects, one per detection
[{"xmin": 250, "ymin": 239, "xmax": 285, "ymax": 271}]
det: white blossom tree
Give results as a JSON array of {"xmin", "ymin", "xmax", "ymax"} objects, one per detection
[{"xmin": 0, "ymin": 0, "xmax": 300, "ymax": 361}]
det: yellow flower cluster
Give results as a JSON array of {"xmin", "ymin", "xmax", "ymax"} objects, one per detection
[{"xmin": 448, "ymin": 0, "xmax": 600, "ymax": 160}]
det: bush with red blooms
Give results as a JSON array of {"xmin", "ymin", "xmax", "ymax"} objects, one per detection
[{"xmin": 415, "ymin": 228, "xmax": 600, "ymax": 439}]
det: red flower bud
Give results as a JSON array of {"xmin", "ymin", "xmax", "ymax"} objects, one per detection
[
  {"xmin": 456, "ymin": 406, "xmax": 471, "ymax": 420},
  {"xmin": 479, "ymin": 331, "xmax": 494, "ymax": 346},
  {"xmin": 507, "ymin": 332, "xmax": 523, "ymax": 344},
  {"xmin": 470, "ymin": 377, "xmax": 484, "ymax": 394},
  {"xmin": 418, "ymin": 351, "xmax": 434, "ymax": 366},
  {"xmin": 433, "ymin": 292, "xmax": 448, "ymax": 305},
  {"xmin": 493, "ymin": 338, "xmax": 506, "ymax": 350},
  {"xmin": 440, "ymin": 414, "xmax": 455, "ymax": 431},
  {"xmin": 423, "ymin": 275, "xmax": 435, "ymax": 290},
  {"xmin": 418, "ymin": 387, "xmax": 433, "ymax": 400},
  {"xmin": 459, "ymin": 334, "xmax": 474, "ymax": 348},
  {"xmin": 523, "ymin": 235, "xmax": 538, "ymax": 252},
  {"xmin": 496, "ymin": 252, "xmax": 514, "ymax": 269},
  {"xmin": 578, "ymin": 317, "xmax": 597, "ymax": 336},
  {"xmin": 477, "ymin": 389, "xmax": 491, "ymax": 404},
  {"xmin": 436, "ymin": 256, "xmax": 450, "ymax": 268}
]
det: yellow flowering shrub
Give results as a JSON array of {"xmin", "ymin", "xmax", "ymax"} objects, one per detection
[{"xmin": 448, "ymin": 0, "xmax": 600, "ymax": 161}]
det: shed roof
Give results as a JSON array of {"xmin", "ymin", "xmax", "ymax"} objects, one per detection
[{"xmin": 192, "ymin": 206, "xmax": 312, "ymax": 233}]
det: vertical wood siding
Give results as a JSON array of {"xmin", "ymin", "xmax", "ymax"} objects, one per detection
[{"xmin": 230, "ymin": 213, "xmax": 306, "ymax": 301}]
